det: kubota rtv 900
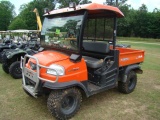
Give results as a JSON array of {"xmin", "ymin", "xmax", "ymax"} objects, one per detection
[{"xmin": 21, "ymin": 3, "xmax": 144, "ymax": 120}]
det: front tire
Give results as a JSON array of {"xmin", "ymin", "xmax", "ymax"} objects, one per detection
[
  {"xmin": 118, "ymin": 71, "xmax": 137, "ymax": 94},
  {"xmin": 9, "ymin": 61, "xmax": 22, "ymax": 79},
  {"xmin": 47, "ymin": 87, "xmax": 82, "ymax": 120}
]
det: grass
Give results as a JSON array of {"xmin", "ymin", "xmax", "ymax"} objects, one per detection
[
  {"xmin": 117, "ymin": 37, "xmax": 160, "ymax": 42},
  {"xmin": 0, "ymin": 39, "xmax": 160, "ymax": 120}
]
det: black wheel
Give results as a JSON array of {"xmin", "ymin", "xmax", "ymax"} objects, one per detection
[
  {"xmin": 118, "ymin": 71, "xmax": 137, "ymax": 94},
  {"xmin": 2, "ymin": 63, "xmax": 9, "ymax": 74},
  {"xmin": 47, "ymin": 87, "xmax": 82, "ymax": 120},
  {"xmin": 9, "ymin": 61, "xmax": 22, "ymax": 79}
]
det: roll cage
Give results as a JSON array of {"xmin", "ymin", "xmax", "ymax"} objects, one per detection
[{"xmin": 41, "ymin": 8, "xmax": 121, "ymax": 58}]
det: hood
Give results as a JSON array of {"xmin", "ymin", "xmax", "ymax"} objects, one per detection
[{"xmin": 33, "ymin": 50, "xmax": 69, "ymax": 66}]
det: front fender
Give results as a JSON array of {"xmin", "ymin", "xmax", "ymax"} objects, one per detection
[
  {"xmin": 43, "ymin": 80, "xmax": 89, "ymax": 97},
  {"xmin": 7, "ymin": 51, "xmax": 26, "ymax": 59}
]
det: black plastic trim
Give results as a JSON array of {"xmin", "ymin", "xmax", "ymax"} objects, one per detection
[
  {"xmin": 113, "ymin": 16, "xmax": 117, "ymax": 49},
  {"xmin": 43, "ymin": 80, "xmax": 89, "ymax": 97},
  {"xmin": 79, "ymin": 11, "xmax": 88, "ymax": 55},
  {"xmin": 70, "ymin": 54, "xmax": 81, "ymax": 62},
  {"xmin": 121, "ymin": 64, "xmax": 141, "ymax": 82}
]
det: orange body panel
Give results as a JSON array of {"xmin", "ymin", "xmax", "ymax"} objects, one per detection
[
  {"xmin": 116, "ymin": 47, "xmax": 145, "ymax": 67},
  {"xmin": 46, "ymin": 3, "xmax": 124, "ymax": 18},
  {"xmin": 27, "ymin": 48, "xmax": 144, "ymax": 83},
  {"xmin": 28, "ymin": 51, "xmax": 88, "ymax": 83},
  {"xmin": 40, "ymin": 58, "xmax": 88, "ymax": 83},
  {"xmin": 34, "ymin": 50, "xmax": 69, "ymax": 66}
]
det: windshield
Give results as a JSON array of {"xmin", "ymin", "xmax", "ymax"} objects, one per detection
[{"xmin": 41, "ymin": 14, "xmax": 84, "ymax": 52}]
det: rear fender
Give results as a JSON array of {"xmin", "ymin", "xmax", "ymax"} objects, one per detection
[
  {"xmin": 43, "ymin": 80, "xmax": 89, "ymax": 97},
  {"xmin": 121, "ymin": 64, "xmax": 143, "ymax": 83}
]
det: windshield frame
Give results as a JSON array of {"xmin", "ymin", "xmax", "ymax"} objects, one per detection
[{"xmin": 41, "ymin": 10, "xmax": 87, "ymax": 55}]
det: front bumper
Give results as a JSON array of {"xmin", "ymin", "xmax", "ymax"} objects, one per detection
[{"xmin": 21, "ymin": 54, "xmax": 59, "ymax": 97}]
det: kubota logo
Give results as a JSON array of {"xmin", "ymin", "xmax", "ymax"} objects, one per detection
[
  {"xmin": 121, "ymin": 58, "xmax": 129, "ymax": 61},
  {"xmin": 68, "ymin": 67, "xmax": 79, "ymax": 72}
]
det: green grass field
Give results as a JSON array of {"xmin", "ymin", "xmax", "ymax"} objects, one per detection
[
  {"xmin": 118, "ymin": 37, "xmax": 160, "ymax": 42},
  {"xmin": 0, "ymin": 39, "xmax": 160, "ymax": 120}
]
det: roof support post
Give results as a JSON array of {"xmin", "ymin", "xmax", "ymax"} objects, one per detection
[{"xmin": 113, "ymin": 17, "xmax": 117, "ymax": 49}]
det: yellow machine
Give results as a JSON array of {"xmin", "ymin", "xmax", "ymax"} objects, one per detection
[{"xmin": 33, "ymin": 8, "xmax": 42, "ymax": 31}]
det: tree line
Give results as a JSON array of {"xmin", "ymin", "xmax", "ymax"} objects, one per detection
[{"xmin": 0, "ymin": 0, "xmax": 160, "ymax": 39}]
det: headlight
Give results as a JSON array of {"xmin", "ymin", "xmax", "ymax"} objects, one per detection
[
  {"xmin": 47, "ymin": 64, "xmax": 65, "ymax": 76},
  {"xmin": 30, "ymin": 62, "xmax": 37, "ymax": 70}
]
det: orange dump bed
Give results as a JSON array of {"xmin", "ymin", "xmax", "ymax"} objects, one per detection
[{"xmin": 116, "ymin": 47, "xmax": 145, "ymax": 67}]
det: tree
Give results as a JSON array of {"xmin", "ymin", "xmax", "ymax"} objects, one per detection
[
  {"xmin": 153, "ymin": 8, "xmax": 160, "ymax": 13},
  {"xmin": 105, "ymin": 0, "xmax": 127, "ymax": 6},
  {"xmin": 117, "ymin": 4, "xmax": 132, "ymax": 37},
  {"xmin": 58, "ymin": 0, "xmax": 91, "ymax": 8},
  {"xmin": 0, "ymin": 1, "xmax": 15, "ymax": 30},
  {"xmin": 147, "ymin": 11, "xmax": 160, "ymax": 38},
  {"xmin": 139, "ymin": 4, "xmax": 148, "ymax": 12},
  {"xmin": 9, "ymin": 0, "xmax": 92, "ymax": 30},
  {"xmin": 132, "ymin": 4, "xmax": 149, "ymax": 37},
  {"xmin": 9, "ymin": 0, "xmax": 54, "ymax": 30},
  {"xmin": 6, "ymin": 0, "xmax": 160, "ymax": 39},
  {"xmin": 8, "ymin": 17, "xmax": 27, "ymax": 30}
]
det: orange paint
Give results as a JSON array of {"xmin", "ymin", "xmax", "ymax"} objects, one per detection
[
  {"xmin": 47, "ymin": 3, "xmax": 124, "ymax": 18},
  {"xmin": 26, "ymin": 47, "xmax": 144, "ymax": 83},
  {"xmin": 27, "ymin": 51, "xmax": 88, "ymax": 83},
  {"xmin": 117, "ymin": 47, "xmax": 145, "ymax": 67},
  {"xmin": 40, "ymin": 58, "xmax": 87, "ymax": 83},
  {"xmin": 109, "ymin": 46, "xmax": 145, "ymax": 67},
  {"xmin": 25, "ymin": 3, "xmax": 144, "ymax": 83}
]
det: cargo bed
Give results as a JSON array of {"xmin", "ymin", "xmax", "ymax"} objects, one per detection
[{"xmin": 116, "ymin": 47, "xmax": 145, "ymax": 67}]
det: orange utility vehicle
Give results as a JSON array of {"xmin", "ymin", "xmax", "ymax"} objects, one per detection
[{"xmin": 21, "ymin": 3, "xmax": 145, "ymax": 119}]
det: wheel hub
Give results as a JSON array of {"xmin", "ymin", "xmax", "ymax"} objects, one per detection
[
  {"xmin": 15, "ymin": 67, "xmax": 22, "ymax": 74},
  {"xmin": 61, "ymin": 95, "xmax": 76, "ymax": 114},
  {"xmin": 128, "ymin": 77, "xmax": 135, "ymax": 90}
]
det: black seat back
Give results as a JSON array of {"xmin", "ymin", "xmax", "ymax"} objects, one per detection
[{"xmin": 83, "ymin": 41, "xmax": 110, "ymax": 54}]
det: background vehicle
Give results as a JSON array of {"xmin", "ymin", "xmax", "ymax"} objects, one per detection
[
  {"xmin": 21, "ymin": 3, "xmax": 145, "ymax": 120},
  {"xmin": 0, "ymin": 12, "xmax": 41, "ymax": 77},
  {"xmin": 0, "ymin": 30, "xmax": 25, "ymax": 63},
  {"xmin": 0, "ymin": 41, "xmax": 24, "ymax": 63},
  {"xmin": 2, "ymin": 37, "xmax": 41, "ymax": 79}
]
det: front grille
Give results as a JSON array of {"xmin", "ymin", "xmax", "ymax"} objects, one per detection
[{"xmin": 25, "ymin": 77, "xmax": 36, "ymax": 87}]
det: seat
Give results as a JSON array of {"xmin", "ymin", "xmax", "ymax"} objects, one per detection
[
  {"xmin": 82, "ymin": 41, "xmax": 110, "ymax": 69},
  {"xmin": 83, "ymin": 41, "xmax": 110, "ymax": 53},
  {"xmin": 83, "ymin": 56, "xmax": 103, "ymax": 69}
]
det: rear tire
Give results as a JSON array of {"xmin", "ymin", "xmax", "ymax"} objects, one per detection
[
  {"xmin": 9, "ymin": 61, "xmax": 22, "ymax": 79},
  {"xmin": 118, "ymin": 71, "xmax": 137, "ymax": 94},
  {"xmin": 2, "ymin": 63, "xmax": 9, "ymax": 74},
  {"xmin": 47, "ymin": 87, "xmax": 82, "ymax": 120}
]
